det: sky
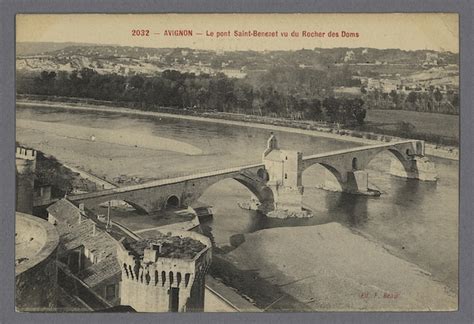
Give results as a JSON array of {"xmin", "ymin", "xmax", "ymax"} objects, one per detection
[{"xmin": 16, "ymin": 13, "xmax": 459, "ymax": 53}]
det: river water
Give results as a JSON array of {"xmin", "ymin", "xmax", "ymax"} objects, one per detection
[{"xmin": 16, "ymin": 105, "xmax": 458, "ymax": 292}]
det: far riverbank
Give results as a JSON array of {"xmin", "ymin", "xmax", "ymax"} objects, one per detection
[{"xmin": 16, "ymin": 99, "xmax": 458, "ymax": 161}]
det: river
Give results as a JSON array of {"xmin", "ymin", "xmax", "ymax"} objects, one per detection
[{"xmin": 16, "ymin": 104, "xmax": 458, "ymax": 295}]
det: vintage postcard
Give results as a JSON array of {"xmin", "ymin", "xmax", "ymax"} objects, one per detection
[{"xmin": 14, "ymin": 13, "xmax": 459, "ymax": 313}]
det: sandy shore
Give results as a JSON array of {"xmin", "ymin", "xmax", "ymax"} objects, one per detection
[
  {"xmin": 225, "ymin": 222, "xmax": 457, "ymax": 311},
  {"xmin": 17, "ymin": 100, "xmax": 458, "ymax": 160}
]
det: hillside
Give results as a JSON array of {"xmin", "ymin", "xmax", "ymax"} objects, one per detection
[
  {"xmin": 16, "ymin": 42, "xmax": 459, "ymax": 75},
  {"xmin": 17, "ymin": 42, "xmax": 100, "ymax": 56}
]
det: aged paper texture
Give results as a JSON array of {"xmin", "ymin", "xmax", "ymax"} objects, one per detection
[{"xmin": 15, "ymin": 13, "xmax": 458, "ymax": 312}]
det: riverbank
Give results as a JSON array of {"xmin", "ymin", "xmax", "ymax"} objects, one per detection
[
  {"xmin": 16, "ymin": 99, "xmax": 458, "ymax": 160},
  {"xmin": 222, "ymin": 222, "xmax": 457, "ymax": 311}
]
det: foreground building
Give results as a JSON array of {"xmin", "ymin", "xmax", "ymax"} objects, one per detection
[
  {"xmin": 46, "ymin": 198, "xmax": 212, "ymax": 312},
  {"xmin": 47, "ymin": 199, "xmax": 122, "ymax": 310},
  {"xmin": 118, "ymin": 231, "xmax": 212, "ymax": 312}
]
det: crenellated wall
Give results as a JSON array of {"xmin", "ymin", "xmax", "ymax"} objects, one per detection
[
  {"xmin": 16, "ymin": 146, "xmax": 37, "ymax": 214},
  {"xmin": 117, "ymin": 230, "xmax": 212, "ymax": 312}
]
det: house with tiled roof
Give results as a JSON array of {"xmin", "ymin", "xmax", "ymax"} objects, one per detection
[{"xmin": 47, "ymin": 199, "xmax": 122, "ymax": 309}]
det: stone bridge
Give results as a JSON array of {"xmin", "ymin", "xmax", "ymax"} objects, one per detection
[
  {"xmin": 69, "ymin": 164, "xmax": 272, "ymax": 214},
  {"xmin": 69, "ymin": 135, "xmax": 437, "ymax": 216},
  {"xmin": 301, "ymin": 140, "xmax": 436, "ymax": 192}
]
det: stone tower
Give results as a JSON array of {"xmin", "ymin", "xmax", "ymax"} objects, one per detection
[
  {"xmin": 117, "ymin": 230, "xmax": 212, "ymax": 312},
  {"xmin": 16, "ymin": 147, "xmax": 37, "ymax": 214},
  {"xmin": 262, "ymin": 135, "xmax": 304, "ymax": 214}
]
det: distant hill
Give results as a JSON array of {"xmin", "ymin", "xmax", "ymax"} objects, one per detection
[
  {"xmin": 17, "ymin": 42, "xmax": 103, "ymax": 56},
  {"xmin": 15, "ymin": 42, "xmax": 459, "ymax": 80},
  {"xmin": 17, "ymin": 42, "xmax": 459, "ymax": 64}
]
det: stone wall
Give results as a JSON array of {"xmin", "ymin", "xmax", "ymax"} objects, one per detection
[
  {"xmin": 16, "ymin": 147, "xmax": 37, "ymax": 214},
  {"xmin": 117, "ymin": 230, "xmax": 212, "ymax": 312}
]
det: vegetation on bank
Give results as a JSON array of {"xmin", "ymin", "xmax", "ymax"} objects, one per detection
[
  {"xmin": 16, "ymin": 144, "xmax": 97, "ymax": 198},
  {"xmin": 17, "ymin": 68, "xmax": 369, "ymax": 126},
  {"xmin": 362, "ymin": 87, "xmax": 459, "ymax": 115},
  {"xmin": 33, "ymin": 150, "xmax": 74, "ymax": 197},
  {"xmin": 17, "ymin": 94, "xmax": 459, "ymax": 147},
  {"xmin": 16, "ymin": 65, "xmax": 458, "ymax": 146}
]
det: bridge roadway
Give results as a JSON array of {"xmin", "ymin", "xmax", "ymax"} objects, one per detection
[
  {"xmin": 68, "ymin": 163, "xmax": 265, "ymax": 202},
  {"xmin": 303, "ymin": 139, "xmax": 419, "ymax": 162},
  {"xmin": 300, "ymin": 139, "xmax": 423, "ymax": 180},
  {"xmin": 65, "ymin": 140, "xmax": 425, "ymax": 213}
]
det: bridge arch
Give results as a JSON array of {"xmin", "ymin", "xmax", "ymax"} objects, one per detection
[
  {"xmin": 165, "ymin": 195, "xmax": 180, "ymax": 209},
  {"xmin": 365, "ymin": 147, "xmax": 413, "ymax": 177},
  {"xmin": 302, "ymin": 162, "xmax": 345, "ymax": 191},
  {"xmin": 186, "ymin": 174, "xmax": 274, "ymax": 210}
]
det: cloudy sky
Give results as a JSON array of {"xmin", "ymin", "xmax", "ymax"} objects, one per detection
[{"xmin": 17, "ymin": 13, "xmax": 459, "ymax": 52}]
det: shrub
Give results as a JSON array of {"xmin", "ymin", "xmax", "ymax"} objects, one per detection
[{"xmin": 396, "ymin": 121, "xmax": 416, "ymax": 135}]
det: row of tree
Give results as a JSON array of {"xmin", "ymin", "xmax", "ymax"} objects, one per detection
[
  {"xmin": 17, "ymin": 68, "xmax": 368, "ymax": 125},
  {"xmin": 362, "ymin": 88, "xmax": 459, "ymax": 115}
]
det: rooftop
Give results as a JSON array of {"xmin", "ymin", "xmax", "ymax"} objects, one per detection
[
  {"xmin": 47, "ymin": 199, "xmax": 122, "ymax": 287},
  {"xmin": 124, "ymin": 233, "xmax": 207, "ymax": 260}
]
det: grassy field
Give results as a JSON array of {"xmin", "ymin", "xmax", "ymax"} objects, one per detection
[{"xmin": 364, "ymin": 109, "xmax": 459, "ymax": 142}]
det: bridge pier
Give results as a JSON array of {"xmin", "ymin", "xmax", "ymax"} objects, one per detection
[
  {"xmin": 390, "ymin": 155, "xmax": 438, "ymax": 181},
  {"xmin": 267, "ymin": 185, "xmax": 304, "ymax": 214},
  {"xmin": 342, "ymin": 170, "xmax": 370, "ymax": 194}
]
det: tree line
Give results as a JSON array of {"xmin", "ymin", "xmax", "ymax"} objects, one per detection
[
  {"xmin": 16, "ymin": 68, "xmax": 368, "ymax": 125},
  {"xmin": 362, "ymin": 87, "xmax": 459, "ymax": 115}
]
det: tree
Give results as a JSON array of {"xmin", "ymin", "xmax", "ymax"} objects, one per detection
[
  {"xmin": 407, "ymin": 91, "xmax": 418, "ymax": 104},
  {"xmin": 349, "ymin": 98, "xmax": 366, "ymax": 125},
  {"xmin": 396, "ymin": 121, "xmax": 416, "ymax": 135},
  {"xmin": 130, "ymin": 75, "xmax": 145, "ymax": 89},
  {"xmin": 305, "ymin": 99, "xmax": 322, "ymax": 120},
  {"xmin": 323, "ymin": 97, "xmax": 341, "ymax": 123},
  {"xmin": 433, "ymin": 88, "xmax": 443, "ymax": 112}
]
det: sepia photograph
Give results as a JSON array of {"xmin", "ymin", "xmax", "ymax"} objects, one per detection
[{"xmin": 14, "ymin": 13, "xmax": 459, "ymax": 313}]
